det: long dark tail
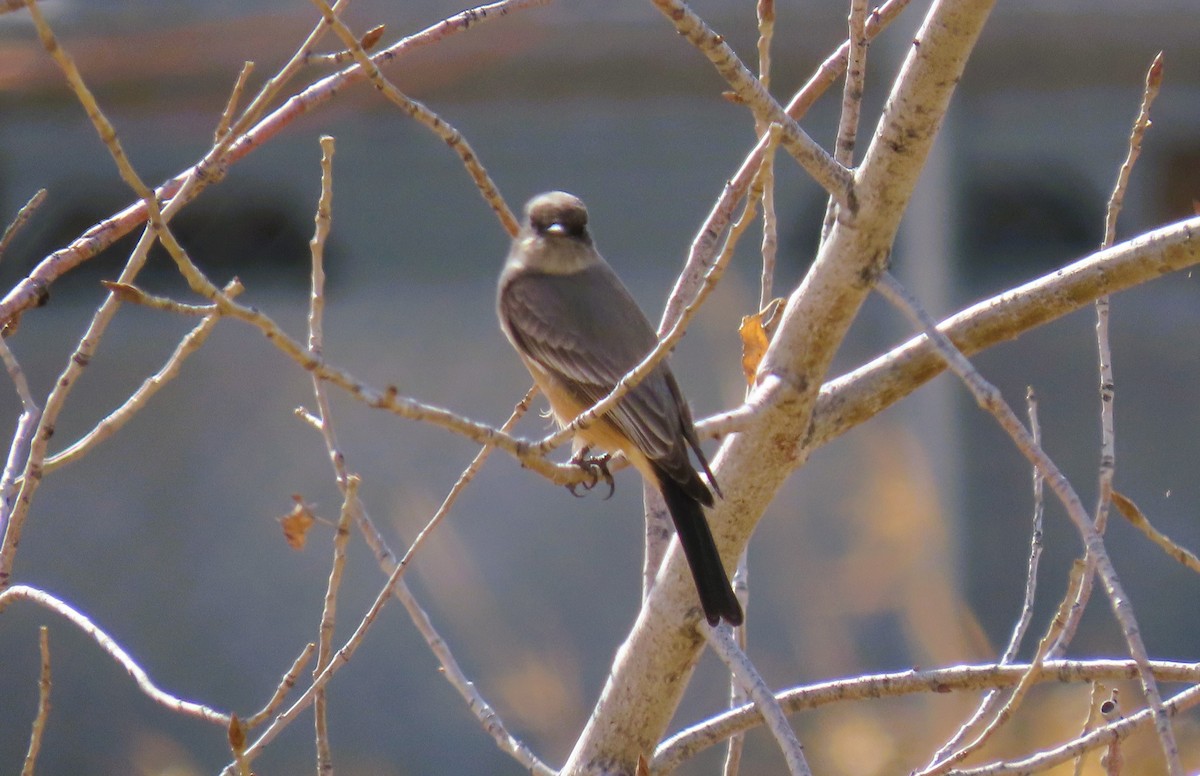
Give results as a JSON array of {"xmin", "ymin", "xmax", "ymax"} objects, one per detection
[{"xmin": 656, "ymin": 472, "xmax": 744, "ymax": 626}]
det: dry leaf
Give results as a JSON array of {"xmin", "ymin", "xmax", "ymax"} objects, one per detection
[
  {"xmin": 360, "ymin": 24, "xmax": 386, "ymax": 51},
  {"xmin": 228, "ymin": 713, "xmax": 246, "ymax": 752},
  {"xmin": 279, "ymin": 495, "xmax": 317, "ymax": 550},
  {"xmin": 1110, "ymin": 490, "xmax": 1142, "ymax": 525},
  {"xmin": 739, "ymin": 312, "xmax": 770, "ymax": 386}
]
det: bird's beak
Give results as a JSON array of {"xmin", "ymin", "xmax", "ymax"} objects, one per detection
[{"xmin": 544, "ymin": 222, "xmax": 567, "ymax": 236}]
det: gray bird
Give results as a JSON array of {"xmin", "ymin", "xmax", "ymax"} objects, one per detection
[{"xmin": 497, "ymin": 191, "xmax": 743, "ymax": 626}]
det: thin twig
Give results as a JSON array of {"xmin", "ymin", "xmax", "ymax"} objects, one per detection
[
  {"xmin": 705, "ymin": 624, "xmax": 812, "ymax": 776},
  {"xmin": 820, "ymin": 0, "xmax": 869, "ymax": 242},
  {"xmin": 20, "ymin": 626, "xmax": 51, "ymax": 776},
  {"xmin": 641, "ymin": 129, "xmax": 781, "ymax": 587},
  {"xmin": 920, "ymin": 388, "xmax": 1048, "ymax": 771},
  {"xmin": 650, "ymin": 0, "xmax": 854, "ymax": 209},
  {"xmin": 315, "ymin": 476, "xmax": 358, "ymax": 775},
  {"xmin": 948, "ymin": 682, "xmax": 1200, "ymax": 776},
  {"xmin": 1051, "ymin": 51, "xmax": 1164, "ymax": 660},
  {"xmin": 754, "ymin": 0, "xmax": 780, "ymax": 319},
  {"xmin": 2, "ymin": 0, "xmax": 200, "ymax": 584},
  {"xmin": 325, "ymin": 396, "xmax": 551, "ymax": 775},
  {"xmin": 364, "ymin": 391, "xmax": 549, "ymax": 773},
  {"xmin": 309, "ymin": 133, "xmax": 342, "ymax": 774},
  {"xmin": 875, "ymin": 272, "xmax": 1180, "ymax": 774},
  {"xmin": 305, "ymin": 135, "xmax": 346, "ymax": 485},
  {"xmin": 309, "ymin": 135, "xmax": 335, "ymax": 357},
  {"xmin": 310, "ymin": 0, "xmax": 518, "ymax": 236},
  {"xmin": 305, "ymin": 24, "xmax": 388, "ymax": 66},
  {"xmin": 0, "ymin": 334, "xmax": 40, "ymax": 541},
  {"xmin": 756, "ymin": 153, "xmax": 780, "ymax": 313},
  {"xmin": 721, "ymin": 589, "xmax": 750, "ymax": 776},
  {"xmin": 1100, "ymin": 689, "xmax": 1123, "ymax": 776},
  {"xmin": 0, "ymin": 189, "xmax": 48, "ymax": 263},
  {"xmin": 916, "ymin": 561, "xmax": 1086, "ymax": 776},
  {"xmin": 214, "ymin": 61, "xmax": 256, "ymax": 143},
  {"xmin": 1013, "ymin": 389, "xmax": 1047, "ymax": 659},
  {"xmin": 42, "ymin": 279, "xmax": 243, "ymax": 474},
  {"xmin": 0, "ymin": 332, "xmax": 53, "ymax": 583},
  {"xmin": 1102, "ymin": 53, "xmax": 1163, "ymax": 250},
  {"xmin": 0, "ymin": 0, "xmax": 549, "ymax": 330},
  {"xmin": 221, "ymin": 390, "xmax": 552, "ymax": 776},
  {"xmin": 1072, "ymin": 683, "xmax": 1108, "ymax": 776},
  {"xmin": 661, "ymin": 0, "xmax": 913, "ymax": 334},
  {"xmin": 244, "ymin": 643, "xmax": 317, "ymax": 728},
  {"xmin": 652, "ymin": 659, "xmax": 1200, "ymax": 772},
  {"xmin": 1111, "ymin": 490, "xmax": 1200, "ymax": 574},
  {"xmin": 0, "ymin": 585, "xmax": 230, "ymax": 725}
]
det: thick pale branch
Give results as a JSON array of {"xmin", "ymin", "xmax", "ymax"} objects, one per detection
[
  {"xmin": 810, "ymin": 216, "xmax": 1200, "ymax": 450},
  {"xmin": 661, "ymin": 0, "xmax": 912, "ymax": 332},
  {"xmin": 562, "ymin": 1, "xmax": 997, "ymax": 771}
]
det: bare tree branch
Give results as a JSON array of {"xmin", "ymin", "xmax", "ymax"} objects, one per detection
[
  {"xmin": 20, "ymin": 626, "xmax": 51, "ymax": 776},
  {"xmin": 704, "ymin": 624, "xmax": 811, "ymax": 776},
  {"xmin": 563, "ymin": 1, "xmax": 998, "ymax": 771},
  {"xmin": 0, "ymin": 585, "xmax": 230, "ymax": 725},
  {"xmin": 652, "ymin": 659, "xmax": 1200, "ymax": 772},
  {"xmin": 0, "ymin": 0, "xmax": 551, "ymax": 330},
  {"xmin": 875, "ymin": 272, "xmax": 1180, "ymax": 772},
  {"xmin": 1051, "ymin": 50, "xmax": 1165, "ymax": 658}
]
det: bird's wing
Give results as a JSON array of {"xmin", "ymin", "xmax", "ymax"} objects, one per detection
[{"xmin": 498, "ymin": 264, "xmax": 683, "ymax": 462}]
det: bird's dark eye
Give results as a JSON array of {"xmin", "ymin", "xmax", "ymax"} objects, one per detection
[{"xmin": 536, "ymin": 213, "xmax": 586, "ymax": 239}]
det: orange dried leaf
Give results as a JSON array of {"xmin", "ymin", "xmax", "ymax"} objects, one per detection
[
  {"xmin": 280, "ymin": 495, "xmax": 317, "ymax": 550},
  {"xmin": 361, "ymin": 24, "xmax": 386, "ymax": 51},
  {"xmin": 228, "ymin": 713, "xmax": 246, "ymax": 752},
  {"xmin": 1111, "ymin": 490, "xmax": 1142, "ymax": 525},
  {"xmin": 100, "ymin": 280, "xmax": 141, "ymax": 302},
  {"xmin": 738, "ymin": 312, "xmax": 770, "ymax": 386}
]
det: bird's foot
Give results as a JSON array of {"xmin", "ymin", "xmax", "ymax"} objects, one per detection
[{"xmin": 567, "ymin": 449, "xmax": 615, "ymax": 499}]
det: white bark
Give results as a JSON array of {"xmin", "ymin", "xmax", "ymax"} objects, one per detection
[{"xmin": 562, "ymin": 0, "xmax": 998, "ymax": 772}]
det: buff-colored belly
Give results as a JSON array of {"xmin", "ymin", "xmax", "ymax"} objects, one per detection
[{"xmin": 521, "ymin": 355, "xmax": 652, "ymax": 479}]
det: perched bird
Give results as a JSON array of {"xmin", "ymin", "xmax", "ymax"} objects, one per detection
[{"xmin": 497, "ymin": 191, "xmax": 743, "ymax": 626}]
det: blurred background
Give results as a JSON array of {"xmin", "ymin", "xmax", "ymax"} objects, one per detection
[{"xmin": 1, "ymin": 0, "xmax": 1199, "ymax": 773}]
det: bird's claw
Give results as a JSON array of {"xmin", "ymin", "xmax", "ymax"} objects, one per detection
[{"xmin": 567, "ymin": 450, "xmax": 615, "ymax": 499}]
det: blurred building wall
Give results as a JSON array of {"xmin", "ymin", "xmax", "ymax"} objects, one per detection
[{"xmin": 0, "ymin": 2, "xmax": 1198, "ymax": 774}]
